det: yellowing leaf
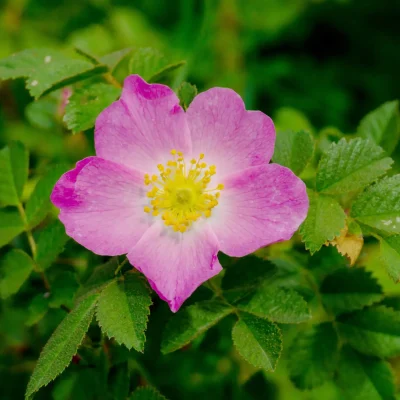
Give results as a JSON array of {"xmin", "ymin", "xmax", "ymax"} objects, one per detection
[{"xmin": 325, "ymin": 222, "xmax": 363, "ymax": 266}]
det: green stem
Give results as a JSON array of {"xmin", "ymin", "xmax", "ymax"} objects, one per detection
[
  {"xmin": 103, "ymin": 73, "xmax": 122, "ymax": 88},
  {"xmin": 17, "ymin": 202, "xmax": 50, "ymax": 290},
  {"xmin": 115, "ymin": 258, "xmax": 129, "ymax": 275}
]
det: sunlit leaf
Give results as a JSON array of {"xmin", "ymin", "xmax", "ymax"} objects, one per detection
[
  {"xmin": 232, "ymin": 312, "xmax": 282, "ymax": 372},
  {"xmin": 358, "ymin": 100, "xmax": 400, "ymax": 155},
  {"xmin": 0, "ymin": 48, "xmax": 108, "ymax": 98},
  {"xmin": 272, "ymin": 130, "xmax": 314, "ymax": 175},
  {"xmin": 96, "ymin": 272, "xmax": 152, "ymax": 352},
  {"xmin": 299, "ymin": 190, "xmax": 346, "ymax": 254},
  {"xmin": 316, "ymin": 138, "xmax": 392, "ymax": 195}
]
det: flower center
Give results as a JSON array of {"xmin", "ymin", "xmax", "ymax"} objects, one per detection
[{"xmin": 143, "ymin": 150, "xmax": 224, "ymax": 233}]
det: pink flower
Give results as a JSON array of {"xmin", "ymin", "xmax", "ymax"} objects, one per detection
[{"xmin": 51, "ymin": 75, "xmax": 309, "ymax": 312}]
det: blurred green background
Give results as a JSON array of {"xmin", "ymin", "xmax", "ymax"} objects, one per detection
[{"xmin": 1, "ymin": 0, "xmax": 399, "ymax": 399}]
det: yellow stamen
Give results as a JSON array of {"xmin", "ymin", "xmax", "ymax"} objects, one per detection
[{"xmin": 143, "ymin": 150, "xmax": 223, "ymax": 233}]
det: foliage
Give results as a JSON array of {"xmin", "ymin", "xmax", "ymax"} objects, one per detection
[{"xmin": 0, "ymin": 1, "xmax": 399, "ymax": 399}]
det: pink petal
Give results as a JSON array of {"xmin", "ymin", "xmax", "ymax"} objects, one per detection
[
  {"xmin": 210, "ymin": 164, "xmax": 309, "ymax": 257},
  {"xmin": 127, "ymin": 221, "xmax": 222, "ymax": 312},
  {"xmin": 95, "ymin": 75, "xmax": 191, "ymax": 174},
  {"xmin": 51, "ymin": 157, "xmax": 151, "ymax": 256},
  {"xmin": 186, "ymin": 88, "xmax": 275, "ymax": 178}
]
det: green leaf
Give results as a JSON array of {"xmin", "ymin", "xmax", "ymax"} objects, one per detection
[
  {"xmin": 96, "ymin": 273, "xmax": 152, "ymax": 352},
  {"xmin": 0, "ymin": 249, "xmax": 35, "ymax": 299},
  {"xmin": 358, "ymin": 100, "xmax": 400, "ymax": 155},
  {"xmin": 64, "ymin": 83, "xmax": 121, "ymax": 133},
  {"xmin": 35, "ymin": 220, "xmax": 69, "ymax": 270},
  {"xmin": 272, "ymin": 130, "xmax": 314, "ymax": 175},
  {"xmin": 232, "ymin": 312, "xmax": 282, "ymax": 372},
  {"xmin": 320, "ymin": 267, "xmax": 383, "ymax": 315},
  {"xmin": 0, "ymin": 141, "xmax": 28, "ymax": 206},
  {"xmin": 99, "ymin": 48, "xmax": 132, "ymax": 72},
  {"xmin": 380, "ymin": 235, "xmax": 400, "ymax": 282},
  {"xmin": 299, "ymin": 190, "xmax": 346, "ymax": 254},
  {"xmin": 129, "ymin": 48, "xmax": 185, "ymax": 83},
  {"xmin": 26, "ymin": 294, "xmax": 49, "ymax": 327},
  {"xmin": 25, "ymin": 293, "xmax": 98, "ymax": 398},
  {"xmin": 161, "ymin": 299, "xmax": 233, "ymax": 354},
  {"xmin": 337, "ymin": 346, "xmax": 395, "ymax": 400},
  {"xmin": 337, "ymin": 305, "xmax": 400, "ymax": 358},
  {"xmin": 221, "ymin": 256, "xmax": 277, "ymax": 293},
  {"xmin": 288, "ymin": 323, "xmax": 339, "ymax": 389},
  {"xmin": 25, "ymin": 97, "xmax": 58, "ymax": 130},
  {"xmin": 0, "ymin": 208, "xmax": 25, "ymax": 247},
  {"xmin": 237, "ymin": 283, "xmax": 310, "ymax": 323},
  {"xmin": 177, "ymin": 82, "xmax": 198, "ymax": 110},
  {"xmin": 0, "ymin": 48, "xmax": 108, "ymax": 98},
  {"xmin": 316, "ymin": 138, "xmax": 393, "ymax": 195},
  {"xmin": 25, "ymin": 164, "xmax": 69, "ymax": 228},
  {"xmin": 351, "ymin": 175, "xmax": 400, "ymax": 234},
  {"xmin": 75, "ymin": 258, "xmax": 119, "ymax": 303},
  {"xmin": 129, "ymin": 387, "xmax": 167, "ymax": 400}
]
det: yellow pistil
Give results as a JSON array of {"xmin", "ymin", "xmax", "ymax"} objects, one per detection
[{"xmin": 143, "ymin": 150, "xmax": 223, "ymax": 232}]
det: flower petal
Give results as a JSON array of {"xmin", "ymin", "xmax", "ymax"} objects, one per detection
[
  {"xmin": 128, "ymin": 221, "xmax": 222, "ymax": 312},
  {"xmin": 210, "ymin": 164, "xmax": 309, "ymax": 257},
  {"xmin": 186, "ymin": 88, "xmax": 275, "ymax": 178},
  {"xmin": 51, "ymin": 157, "xmax": 151, "ymax": 256},
  {"xmin": 95, "ymin": 75, "xmax": 191, "ymax": 173}
]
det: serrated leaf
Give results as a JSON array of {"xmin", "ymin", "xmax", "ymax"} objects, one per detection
[
  {"xmin": 64, "ymin": 83, "xmax": 121, "ymax": 133},
  {"xmin": 237, "ymin": 283, "xmax": 310, "ymax": 323},
  {"xmin": 232, "ymin": 312, "xmax": 282, "ymax": 372},
  {"xmin": 0, "ymin": 249, "xmax": 35, "ymax": 299},
  {"xmin": 26, "ymin": 294, "xmax": 49, "ymax": 327},
  {"xmin": 0, "ymin": 49, "xmax": 108, "ymax": 98},
  {"xmin": 358, "ymin": 100, "xmax": 400, "ymax": 155},
  {"xmin": 129, "ymin": 48, "xmax": 185, "ymax": 83},
  {"xmin": 25, "ymin": 164, "xmax": 69, "ymax": 228},
  {"xmin": 337, "ymin": 305, "xmax": 400, "ymax": 358},
  {"xmin": 299, "ymin": 190, "xmax": 346, "ymax": 254},
  {"xmin": 380, "ymin": 235, "xmax": 400, "ymax": 282},
  {"xmin": 0, "ymin": 141, "xmax": 28, "ymax": 206},
  {"xmin": 99, "ymin": 48, "xmax": 132, "ymax": 72},
  {"xmin": 75, "ymin": 258, "xmax": 119, "ymax": 303},
  {"xmin": 161, "ymin": 299, "xmax": 233, "ymax": 354},
  {"xmin": 35, "ymin": 220, "xmax": 69, "ymax": 270},
  {"xmin": 177, "ymin": 82, "xmax": 197, "ymax": 110},
  {"xmin": 316, "ymin": 138, "xmax": 393, "ymax": 195},
  {"xmin": 288, "ymin": 323, "xmax": 339, "ymax": 389},
  {"xmin": 222, "ymin": 256, "xmax": 277, "ymax": 293},
  {"xmin": 351, "ymin": 175, "xmax": 400, "ymax": 234},
  {"xmin": 25, "ymin": 293, "xmax": 98, "ymax": 398},
  {"xmin": 272, "ymin": 130, "xmax": 314, "ymax": 175},
  {"xmin": 129, "ymin": 387, "xmax": 167, "ymax": 400},
  {"xmin": 96, "ymin": 273, "xmax": 152, "ymax": 352},
  {"xmin": 0, "ymin": 208, "xmax": 25, "ymax": 247},
  {"xmin": 337, "ymin": 346, "xmax": 396, "ymax": 400},
  {"xmin": 320, "ymin": 267, "xmax": 383, "ymax": 315}
]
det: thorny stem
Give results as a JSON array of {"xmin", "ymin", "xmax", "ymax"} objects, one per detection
[{"xmin": 17, "ymin": 202, "xmax": 50, "ymax": 290}]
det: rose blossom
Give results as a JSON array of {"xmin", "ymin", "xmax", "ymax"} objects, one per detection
[{"xmin": 51, "ymin": 75, "xmax": 309, "ymax": 312}]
